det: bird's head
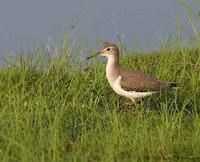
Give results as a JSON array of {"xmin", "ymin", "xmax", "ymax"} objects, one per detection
[{"xmin": 86, "ymin": 42, "xmax": 119, "ymax": 59}]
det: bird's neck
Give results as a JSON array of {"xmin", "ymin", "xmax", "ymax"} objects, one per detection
[{"xmin": 106, "ymin": 55, "xmax": 120, "ymax": 83}]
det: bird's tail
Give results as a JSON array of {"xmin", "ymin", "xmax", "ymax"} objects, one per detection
[{"xmin": 169, "ymin": 83, "xmax": 183, "ymax": 89}]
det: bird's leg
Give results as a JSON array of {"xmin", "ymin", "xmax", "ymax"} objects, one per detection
[
  {"xmin": 117, "ymin": 105, "xmax": 125, "ymax": 113},
  {"xmin": 117, "ymin": 98, "xmax": 142, "ymax": 113},
  {"xmin": 117, "ymin": 98, "xmax": 141, "ymax": 112},
  {"xmin": 131, "ymin": 98, "xmax": 143, "ymax": 105},
  {"xmin": 117, "ymin": 100, "xmax": 126, "ymax": 112},
  {"xmin": 130, "ymin": 98, "xmax": 143, "ymax": 115},
  {"xmin": 117, "ymin": 98, "xmax": 131, "ymax": 112}
]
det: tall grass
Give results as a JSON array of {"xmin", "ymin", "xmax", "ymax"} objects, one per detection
[{"xmin": 0, "ymin": 40, "xmax": 199, "ymax": 162}]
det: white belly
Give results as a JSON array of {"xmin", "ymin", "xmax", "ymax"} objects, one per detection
[{"xmin": 108, "ymin": 76, "xmax": 155, "ymax": 100}]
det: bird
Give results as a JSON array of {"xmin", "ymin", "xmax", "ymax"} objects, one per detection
[{"xmin": 86, "ymin": 42, "xmax": 182, "ymax": 111}]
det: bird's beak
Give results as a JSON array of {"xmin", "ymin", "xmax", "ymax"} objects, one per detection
[{"xmin": 86, "ymin": 51, "xmax": 101, "ymax": 60}]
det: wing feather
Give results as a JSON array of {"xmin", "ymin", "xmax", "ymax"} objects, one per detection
[{"xmin": 119, "ymin": 68, "xmax": 170, "ymax": 92}]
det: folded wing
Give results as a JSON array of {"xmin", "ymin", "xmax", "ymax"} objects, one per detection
[{"xmin": 119, "ymin": 68, "xmax": 171, "ymax": 92}]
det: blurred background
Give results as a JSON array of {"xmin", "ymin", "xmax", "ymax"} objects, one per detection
[{"xmin": 0, "ymin": 0, "xmax": 199, "ymax": 57}]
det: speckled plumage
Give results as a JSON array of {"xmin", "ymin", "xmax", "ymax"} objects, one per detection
[{"xmin": 119, "ymin": 67, "xmax": 172, "ymax": 92}]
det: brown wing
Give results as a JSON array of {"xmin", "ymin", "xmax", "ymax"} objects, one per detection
[{"xmin": 119, "ymin": 68, "xmax": 171, "ymax": 92}]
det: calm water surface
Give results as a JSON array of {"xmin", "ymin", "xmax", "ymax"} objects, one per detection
[{"xmin": 0, "ymin": 0, "xmax": 198, "ymax": 57}]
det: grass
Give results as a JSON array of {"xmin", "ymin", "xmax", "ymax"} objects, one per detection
[{"xmin": 0, "ymin": 43, "xmax": 199, "ymax": 162}]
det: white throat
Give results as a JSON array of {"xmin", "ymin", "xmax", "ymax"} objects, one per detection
[{"xmin": 105, "ymin": 55, "xmax": 119, "ymax": 84}]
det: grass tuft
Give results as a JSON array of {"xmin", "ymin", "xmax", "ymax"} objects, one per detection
[{"xmin": 0, "ymin": 44, "xmax": 199, "ymax": 162}]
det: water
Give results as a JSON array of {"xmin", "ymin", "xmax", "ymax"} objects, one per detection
[{"xmin": 0, "ymin": 0, "xmax": 198, "ymax": 57}]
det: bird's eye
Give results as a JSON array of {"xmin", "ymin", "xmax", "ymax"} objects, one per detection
[{"xmin": 107, "ymin": 48, "xmax": 110, "ymax": 51}]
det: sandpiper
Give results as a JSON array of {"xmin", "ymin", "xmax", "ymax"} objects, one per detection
[{"xmin": 87, "ymin": 42, "xmax": 181, "ymax": 110}]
